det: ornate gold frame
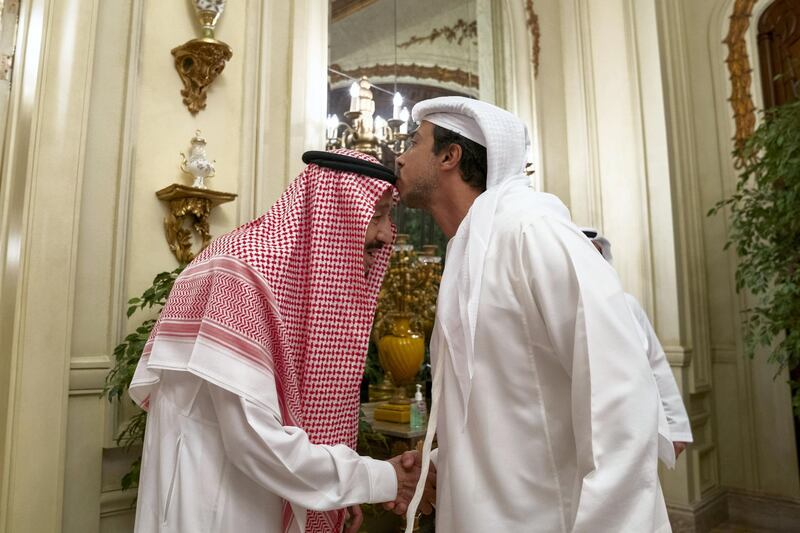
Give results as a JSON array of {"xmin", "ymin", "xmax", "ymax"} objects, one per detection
[{"xmin": 723, "ymin": 0, "xmax": 758, "ymax": 167}]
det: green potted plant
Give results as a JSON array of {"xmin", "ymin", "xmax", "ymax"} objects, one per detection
[
  {"xmin": 103, "ymin": 266, "xmax": 184, "ymax": 489},
  {"xmin": 709, "ymin": 99, "xmax": 800, "ymax": 414}
]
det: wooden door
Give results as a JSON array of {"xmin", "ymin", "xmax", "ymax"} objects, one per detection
[{"xmin": 757, "ymin": 0, "xmax": 800, "ymax": 108}]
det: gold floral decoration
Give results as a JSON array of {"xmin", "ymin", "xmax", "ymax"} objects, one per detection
[
  {"xmin": 397, "ymin": 19, "xmax": 477, "ymax": 49},
  {"xmin": 525, "ymin": 0, "xmax": 541, "ymax": 78},
  {"xmin": 723, "ymin": 0, "xmax": 758, "ymax": 168}
]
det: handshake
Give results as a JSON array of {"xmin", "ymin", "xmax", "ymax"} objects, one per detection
[
  {"xmin": 385, "ymin": 450, "xmax": 436, "ymax": 515},
  {"xmin": 343, "ymin": 450, "xmax": 436, "ymax": 533}
]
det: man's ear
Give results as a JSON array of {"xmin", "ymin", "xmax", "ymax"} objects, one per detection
[{"xmin": 440, "ymin": 143, "xmax": 462, "ymax": 172}]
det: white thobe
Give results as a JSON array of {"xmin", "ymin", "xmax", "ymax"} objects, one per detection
[
  {"xmin": 430, "ymin": 209, "xmax": 671, "ymax": 533},
  {"xmin": 133, "ymin": 370, "xmax": 396, "ymax": 533},
  {"xmin": 625, "ymin": 294, "xmax": 693, "ymax": 444}
]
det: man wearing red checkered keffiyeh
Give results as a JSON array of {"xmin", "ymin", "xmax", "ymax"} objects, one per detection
[{"xmin": 129, "ymin": 149, "xmax": 420, "ymax": 533}]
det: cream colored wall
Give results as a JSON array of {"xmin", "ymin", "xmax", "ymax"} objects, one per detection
[
  {"xmin": 527, "ymin": 0, "xmax": 570, "ymax": 204},
  {"xmin": 474, "ymin": 0, "xmax": 556, "ymax": 193},
  {"xmin": 0, "ymin": 1, "xmax": 328, "ymax": 532},
  {"xmin": 0, "ymin": 0, "xmax": 103, "ymax": 530}
]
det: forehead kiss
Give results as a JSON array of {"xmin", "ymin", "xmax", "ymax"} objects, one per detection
[{"xmin": 363, "ymin": 188, "xmax": 395, "ymax": 272}]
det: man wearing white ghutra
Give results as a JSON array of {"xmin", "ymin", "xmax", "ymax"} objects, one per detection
[{"xmin": 392, "ymin": 97, "xmax": 671, "ymax": 533}]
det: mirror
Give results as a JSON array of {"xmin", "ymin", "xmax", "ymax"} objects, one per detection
[{"xmin": 328, "ymin": 0, "xmax": 479, "ymax": 253}]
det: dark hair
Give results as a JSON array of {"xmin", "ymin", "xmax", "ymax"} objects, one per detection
[{"xmin": 432, "ymin": 124, "xmax": 488, "ymax": 192}]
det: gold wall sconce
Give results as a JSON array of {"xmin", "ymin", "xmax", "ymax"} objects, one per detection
[
  {"xmin": 172, "ymin": 0, "xmax": 232, "ymax": 115},
  {"xmin": 156, "ymin": 130, "xmax": 236, "ymax": 265}
]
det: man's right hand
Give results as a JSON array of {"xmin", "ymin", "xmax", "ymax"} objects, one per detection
[
  {"xmin": 385, "ymin": 450, "xmax": 421, "ymax": 515},
  {"xmin": 383, "ymin": 450, "xmax": 436, "ymax": 515}
]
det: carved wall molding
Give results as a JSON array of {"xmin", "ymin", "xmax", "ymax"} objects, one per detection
[
  {"xmin": 397, "ymin": 18, "xmax": 477, "ymax": 49},
  {"xmin": 329, "ymin": 62, "xmax": 479, "ymax": 89},
  {"xmin": 723, "ymin": 0, "xmax": 758, "ymax": 168},
  {"xmin": 525, "ymin": 0, "xmax": 541, "ymax": 78}
]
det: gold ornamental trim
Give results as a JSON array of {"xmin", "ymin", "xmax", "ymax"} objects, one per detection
[
  {"xmin": 329, "ymin": 62, "xmax": 479, "ymax": 89},
  {"xmin": 723, "ymin": 0, "xmax": 758, "ymax": 168},
  {"xmin": 156, "ymin": 184, "xmax": 236, "ymax": 264},
  {"xmin": 171, "ymin": 38, "xmax": 233, "ymax": 115},
  {"xmin": 525, "ymin": 0, "xmax": 541, "ymax": 78},
  {"xmin": 397, "ymin": 19, "xmax": 477, "ymax": 49}
]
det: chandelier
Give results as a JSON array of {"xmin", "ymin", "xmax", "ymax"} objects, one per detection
[{"xmin": 325, "ymin": 76, "xmax": 414, "ymax": 161}]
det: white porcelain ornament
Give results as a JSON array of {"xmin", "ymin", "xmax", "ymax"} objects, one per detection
[{"xmin": 180, "ymin": 130, "xmax": 216, "ymax": 189}]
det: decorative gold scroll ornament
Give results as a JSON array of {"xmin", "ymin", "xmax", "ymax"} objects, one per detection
[
  {"xmin": 397, "ymin": 19, "xmax": 477, "ymax": 49},
  {"xmin": 172, "ymin": 0, "xmax": 232, "ymax": 115},
  {"xmin": 524, "ymin": 0, "xmax": 541, "ymax": 78},
  {"xmin": 723, "ymin": 0, "xmax": 758, "ymax": 168}
]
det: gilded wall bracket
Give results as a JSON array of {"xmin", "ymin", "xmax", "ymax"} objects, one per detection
[
  {"xmin": 172, "ymin": 38, "xmax": 232, "ymax": 115},
  {"xmin": 172, "ymin": 0, "xmax": 232, "ymax": 115},
  {"xmin": 156, "ymin": 184, "xmax": 236, "ymax": 264}
]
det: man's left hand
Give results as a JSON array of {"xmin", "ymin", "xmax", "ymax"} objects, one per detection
[
  {"xmin": 673, "ymin": 442, "xmax": 688, "ymax": 459},
  {"xmin": 343, "ymin": 504, "xmax": 363, "ymax": 533}
]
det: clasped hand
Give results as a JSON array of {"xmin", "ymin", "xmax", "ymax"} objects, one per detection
[
  {"xmin": 344, "ymin": 450, "xmax": 436, "ymax": 533},
  {"xmin": 383, "ymin": 450, "xmax": 436, "ymax": 516}
]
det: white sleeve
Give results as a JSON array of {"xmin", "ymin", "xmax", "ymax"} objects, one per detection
[
  {"xmin": 626, "ymin": 295, "xmax": 693, "ymax": 443},
  {"xmin": 522, "ymin": 218, "xmax": 664, "ymax": 533},
  {"xmin": 207, "ymin": 382, "xmax": 397, "ymax": 512}
]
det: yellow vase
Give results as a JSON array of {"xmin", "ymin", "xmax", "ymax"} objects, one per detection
[{"xmin": 377, "ymin": 314, "xmax": 425, "ymax": 387}]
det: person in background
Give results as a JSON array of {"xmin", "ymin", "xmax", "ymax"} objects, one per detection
[{"xmin": 582, "ymin": 228, "xmax": 693, "ymax": 462}]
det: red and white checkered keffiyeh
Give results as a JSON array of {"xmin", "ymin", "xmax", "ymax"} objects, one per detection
[{"xmin": 130, "ymin": 149, "xmax": 396, "ymax": 533}]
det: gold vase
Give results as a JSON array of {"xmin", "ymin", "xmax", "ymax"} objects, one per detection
[{"xmin": 374, "ymin": 314, "xmax": 424, "ymax": 423}]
